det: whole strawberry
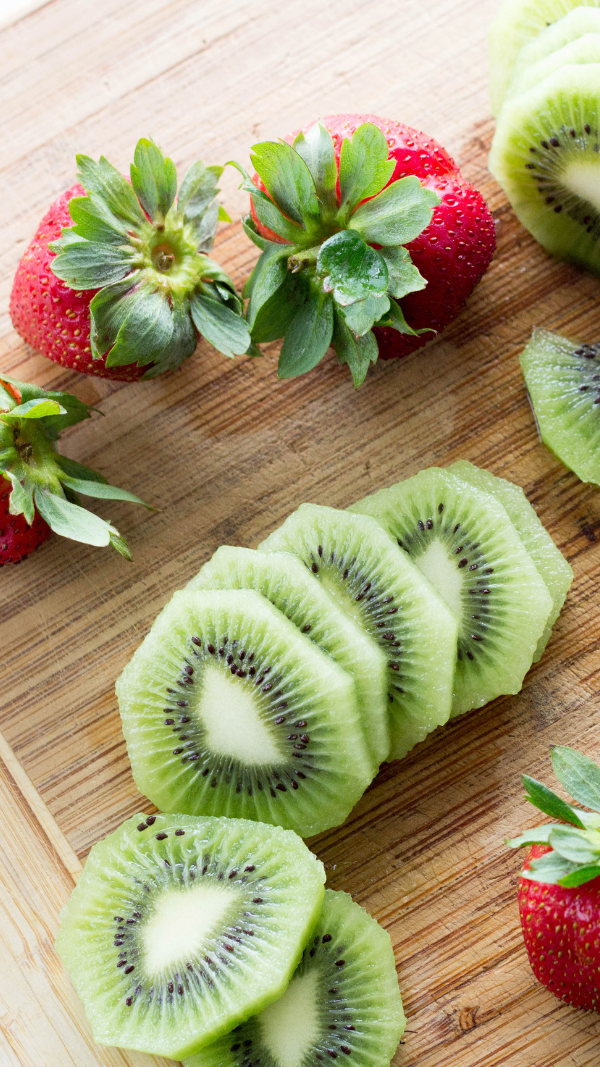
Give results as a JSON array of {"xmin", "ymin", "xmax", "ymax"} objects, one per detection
[
  {"xmin": 508, "ymin": 746, "xmax": 600, "ymax": 1012},
  {"xmin": 10, "ymin": 139, "xmax": 250, "ymax": 381},
  {"xmin": 0, "ymin": 375, "xmax": 149, "ymax": 563},
  {"xmin": 238, "ymin": 113, "xmax": 495, "ymax": 385}
]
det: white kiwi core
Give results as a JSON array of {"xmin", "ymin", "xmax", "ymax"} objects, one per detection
[
  {"xmin": 196, "ymin": 664, "xmax": 282, "ymax": 765},
  {"xmin": 562, "ymin": 160, "xmax": 600, "ymax": 213},
  {"xmin": 142, "ymin": 884, "xmax": 236, "ymax": 974},
  {"xmin": 259, "ymin": 969, "xmax": 321, "ymax": 1067},
  {"xmin": 415, "ymin": 539, "xmax": 463, "ymax": 617}
]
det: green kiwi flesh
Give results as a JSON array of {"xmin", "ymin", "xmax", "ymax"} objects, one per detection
[
  {"xmin": 521, "ymin": 326, "xmax": 600, "ymax": 484},
  {"xmin": 508, "ymin": 34, "xmax": 600, "ymax": 98},
  {"xmin": 55, "ymin": 813, "xmax": 325, "ymax": 1059},
  {"xmin": 447, "ymin": 460, "xmax": 573, "ymax": 660},
  {"xmin": 187, "ymin": 546, "xmax": 389, "ymax": 768},
  {"xmin": 511, "ymin": 7, "xmax": 600, "ymax": 85},
  {"xmin": 352, "ymin": 468, "xmax": 553, "ymax": 716},
  {"xmin": 488, "ymin": 0, "xmax": 600, "ymax": 115},
  {"xmin": 184, "ymin": 889, "xmax": 405, "ymax": 1067},
  {"xmin": 489, "ymin": 64, "xmax": 600, "ymax": 275},
  {"xmin": 116, "ymin": 589, "xmax": 373, "ymax": 837},
  {"xmin": 260, "ymin": 504, "xmax": 458, "ymax": 760}
]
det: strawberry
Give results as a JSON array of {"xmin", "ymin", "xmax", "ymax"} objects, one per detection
[
  {"xmin": 508, "ymin": 745, "xmax": 600, "ymax": 1012},
  {"xmin": 0, "ymin": 375, "xmax": 150, "ymax": 563},
  {"xmin": 10, "ymin": 139, "xmax": 250, "ymax": 381},
  {"xmin": 237, "ymin": 114, "xmax": 495, "ymax": 385}
]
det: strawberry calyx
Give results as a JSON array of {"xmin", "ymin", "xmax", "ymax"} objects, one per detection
[
  {"xmin": 49, "ymin": 139, "xmax": 251, "ymax": 378},
  {"xmin": 233, "ymin": 120, "xmax": 440, "ymax": 387},
  {"xmin": 508, "ymin": 746, "xmax": 600, "ymax": 888},
  {"xmin": 0, "ymin": 375, "xmax": 150, "ymax": 558}
]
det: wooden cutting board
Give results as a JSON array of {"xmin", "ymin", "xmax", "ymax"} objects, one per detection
[{"xmin": 2, "ymin": 0, "xmax": 600, "ymax": 1063}]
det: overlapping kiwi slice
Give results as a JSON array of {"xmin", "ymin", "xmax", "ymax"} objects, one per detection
[
  {"xmin": 184, "ymin": 889, "xmax": 405, "ymax": 1067},
  {"xmin": 260, "ymin": 504, "xmax": 458, "ymax": 760},
  {"xmin": 352, "ymin": 468, "xmax": 553, "ymax": 716},
  {"xmin": 511, "ymin": 6, "xmax": 600, "ymax": 85},
  {"xmin": 507, "ymin": 34, "xmax": 600, "ymax": 98},
  {"xmin": 55, "ymin": 813, "xmax": 326, "ymax": 1059},
  {"xmin": 447, "ymin": 460, "xmax": 573, "ymax": 660},
  {"xmin": 116, "ymin": 589, "xmax": 374, "ymax": 836},
  {"xmin": 187, "ymin": 546, "xmax": 389, "ymax": 768},
  {"xmin": 521, "ymin": 326, "xmax": 600, "ymax": 484}
]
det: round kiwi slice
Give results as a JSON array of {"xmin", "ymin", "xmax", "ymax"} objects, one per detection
[
  {"xmin": 520, "ymin": 326, "xmax": 600, "ymax": 484},
  {"xmin": 116, "ymin": 589, "xmax": 374, "ymax": 836},
  {"xmin": 489, "ymin": 64, "xmax": 600, "ymax": 275},
  {"xmin": 508, "ymin": 34, "xmax": 600, "ymax": 99},
  {"xmin": 183, "ymin": 889, "xmax": 405, "ymax": 1067},
  {"xmin": 488, "ymin": 0, "xmax": 600, "ymax": 116},
  {"xmin": 511, "ymin": 7, "xmax": 600, "ymax": 86},
  {"xmin": 186, "ymin": 546, "xmax": 389, "ymax": 769},
  {"xmin": 260, "ymin": 504, "xmax": 458, "ymax": 761},
  {"xmin": 447, "ymin": 460, "xmax": 573, "ymax": 661},
  {"xmin": 55, "ymin": 812, "xmax": 326, "ymax": 1059},
  {"xmin": 352, "ymin": 468, "xmax": 553, "ymax": 717}
]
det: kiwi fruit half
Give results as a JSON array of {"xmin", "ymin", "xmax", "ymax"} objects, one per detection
[
  {"xmin": 352, "ymin": 468, "xmax": 553, "ymax": 716},
  {"xmin": 260, "ymin": 504, "xmax": 458, "ymax": 760},
  {"xmin": 447, "ymin": 460, "xmax": 573, "ymax": 660},
  {"xmin": 184, "ymin": 889, "xmax": 405, "ymax": 1067},
  {"xmin": 187, "ymin": 546, "xmax": 389, "ymax": 768},
  {"xmin": 116, "ymin": 589, "xmax": 374, "ymax": 837},
  {"xmin": 55, "ymin": 812, "xmax": 325, "ymax": 1059},
  {"xmin": 511, "ymin": 7, "xmax": 600, "ymax": 86},
  {"xmin": 489, "ymin": 64, "xmax": 600, "ymax": 275},
  {"xmin": 507, "ymin": 34, "xmax": 600, "ymax": 99},
  {"xmin": 521, "ymin": 326, "xmax": 600, "ymax": 484},
  {"xmin": 488, "ymin": 0, "xmax": 600, "ymax": 116}
]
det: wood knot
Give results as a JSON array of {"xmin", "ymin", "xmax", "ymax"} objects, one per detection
[{"xmin": 458, "ymin": 1006, "xmax": 479, "ymax": 1033}]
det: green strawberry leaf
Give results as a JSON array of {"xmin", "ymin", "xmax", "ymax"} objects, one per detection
[
  {"xmin": 249, "ymin": 271, "xmax": 301, "ymax": 345},
  {"xmin": 251, "ymin": 140, "xmax": 320, "ymax": 229},
  {"xmin": 97, "ymin": 287, "xmax": 174, "ymax": 368},
  {"xmin": 130, "ymin": 138, "xmax": 177, "ymax": 222},
  {"xmin": 338, "ymin": 123, "xmax": 395, "ymax": 219},
  {"xmin": 341, "ymin": 293, "xmax": 390, "ymax": 338},
  {"xmin": 3, "ymin": 398, "xmax": 66, "ymax": 420},
  {"xmin": 178, "ymin": 162, "xmax": 222, "ymax": 216},
  {"xmin": 76, "ymin": 153, "xmax": 146, "ymax": 228},
  {"xmin": 317, "ymin": 230, "xmax": 388, "ymax": 306},
  {"xmin": 33, "ymin": 487, "xmax": 121, "ymax": 549},
  {"xmin": 42, "ymin": 392, "xmax": 95, "ymax": 439},
  {"xmin": 559, "ymin": 864, "xmax": 600, "ymax": 887},
  {"xmin": 109, "ymin": 531, "xmax": 133, "ymax": 560},
  {"xmin": 506, "ymin": 825, "xmax": 555, "ymax": 848},
  {"xmin": 522, "ymin": 850, "xmax": 578, "ymax": 884},
  {"xmin": 549, "ymin": 825, "xmax": 600, "ymax": 866},
  {"xmin": 551, "ymin": 746, "xmax": 600, "ymax": 814},
  {"xmin": 278, "ymin": 283, "xmax": 334, "ymax": 378},
  {"xmin": 293, "ymin": 122, "xmax": 338, "ymax": 217},
  {"xmin": 67, "ymin": 195, "xmax": 130, "ymax": 244},
  {"xmin": 190, "ymin": 292, "xmax": 251, "ymax": 359},
  {"xmin": 351, "ymin": 175, "xmax": 439, "ymax": 247},
  {"xmin": 55, "ymin": 455, "xmax": 108, "ymax": 484},
  {"xmin": 51, "ymin": 240, "xmax": 136, "ymax": 289},
  {"xmin": 141, "ymin": 299, "xmax": 198, "ymax": 379},
  {"xmin": 247, "ymin": 244, "xmax": 291, "ymax": 327},
  {"xmin": 523, "ymin": 773, "xmax": 586, "ymax": 827},
  {"xmin": 0, "ymin": 448, "xmax": 20, "ymax": 472},
  {"xmin": 380, "ymin": 245, "xmax": 427, "ymax": 299},
  {"xmin": 241, "ymin": 215, "xmax": 277, "ymax": 253},
  {"xmin": 59, "ymin": 475, "xmax": 151, "ymax": 507},
  {"xmin": 332, "ymin": 308, "xmax": 379, "ymax": 388},
  {"xmin": 6, "ymin": 473, "xmax": 35, "ymax": 524},
  {"xmin": 250, "ymin": 188, "xmax": 306, "ymax": 245}
]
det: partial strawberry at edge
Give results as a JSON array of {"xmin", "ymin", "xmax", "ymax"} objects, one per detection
[{"xmin": 0, "ymin": 479, "xmax": 51, "ymax": 565}]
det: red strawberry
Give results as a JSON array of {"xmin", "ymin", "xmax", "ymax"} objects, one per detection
[
  {"xmin": 0, "ymin": 477, "xmax": 51, "ymax": 564},
  {"xmin": 509, "ymin": 745, "xmax": 600, "ymax": 1013},
  {"xmin": 241, "ymin": 113, "xmax": 495, "ymax": 384},
  {"xmin": 10, "ymin": 139, "xmax": 249, "ymax": 381}
]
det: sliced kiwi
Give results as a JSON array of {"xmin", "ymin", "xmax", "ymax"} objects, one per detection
[
  {"xmin": 260, "ymin": 505, "xmax": 458, "ymax": 760},
  {"xmin": 55, "ymin": 812, "xmax": 325, "ymax": 1058},
  {"xmin": 447, "ymin": 460, "xmax": 573, "ymax": 660},
  {"xmin": 511, "ymin": 7, "xmax": 600, "ymax": 86},
  {"xmin": 489, "ymin": 64, "xmax": 600, "ymax": 275},
  {"xmin": 352, "ymin": 468, "xmax": 553, "ymax": 717},
  {"xmin": 521, "ymin": 326, "xmax": 600, "ymax": 484},
  {"xmin": 184, "ymin": 888, "xmax": 405, "ymax": 1067},
  {"xmin": 187, "ymin": 546, "xmax": 389, "ymax": 768},
  {"xmin": 488, "ymin": 0, "xmax": 600, "ymax": 116},
  {"xmin": 508, "ymin": 34, "xmax": 600, "ymax": 99},
  {"xmin": 116, "ymin": 589, "xmax": 374, "ymax": 837}
]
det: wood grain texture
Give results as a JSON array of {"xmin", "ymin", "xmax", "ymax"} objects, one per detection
[{"xmin": 1, "ymin": 0, "xmax": 600, "ymax": 1064}]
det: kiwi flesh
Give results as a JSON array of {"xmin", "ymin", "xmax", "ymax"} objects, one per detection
[
  {"xmin": 447, "ymin": 460, "xmax": 573, "ymax": 660},
  {"xmin": 187, "ymin": 546, "xmax": 389, "ymax": 768},
  {"xmin": 488, "ymin": 0, "xmax": 600, "ymax": 116},
  {"xmin": 116, "ymin": 589, "xmax": 374, "ymax": 837},
  {"xmin": 352, "ymin": 468, "xmax": 553, "ymax": 717},
  {"xmin": 55, "ymin": 812, "xmax": 325, "ymax": 1059},
  {"xmin": 511, "ymin": 7, "xmax": 600, "ymax": 85},
  {"xmin": 521, "ymin": 326, "xmax": 600, "ymax": 484},
  {"xmin": 489, "ymin": 64, "xmax": 600, "ymax": 275},
  {"xmin": 507, "ymin": 34, "xmax": 600, "ymax": 98},
  {"xmin": 184, "ymin": 889, "xmax": 405, "ymax": 1067},
  {"xmin": 260, "ymin": 504, "xmax": 458, "ymax": 760}
]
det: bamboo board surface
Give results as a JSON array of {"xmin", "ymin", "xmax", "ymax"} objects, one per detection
[{"xmin": 1, "ymin": 0, "xmax": 600, "ymax": 1064}]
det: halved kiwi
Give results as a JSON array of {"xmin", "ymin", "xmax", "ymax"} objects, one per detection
[
  {"xmin": 187, "ymin": 546, "xmax": 389, "ymax": 768},
  {"xmin": 352, "ymin": 468, "xmax": 553, "ymax": 716},
  {"xmin": 116, "ymin": 589, "xmax": 374, "ymax": 837},
  {"xmin": 521, "ymin": 326, "xmax": 600, "ymax": 484},
  {"xmin": 184, "ymin": 889, "xmax": 405, "ymax": 1067},
  {"xmin": 260, "ymin": 504, "xmax": 458, "ymax": 760},
  {"xmin": 55, "ymin": 812, "xmax": 325, "ymax": 1059},
  {"xmin": 508, "ymin": 34, "xmax": 600, "ymax": 99},
  {"xmin": 488, "ymin": 0, "xmax": 600, "ymax": 116},
  {"xmin": 489, "ymin": 64, "xmax": 600, "ymax": 275},
  {"xmin": 511, "ymin": 7, "xmax": 600, "ymax": 87},
  {"xmin": 447, "ymin": 460, "xmax": 573, "ymax": 660}
]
